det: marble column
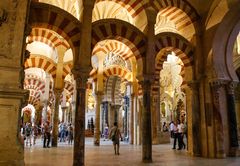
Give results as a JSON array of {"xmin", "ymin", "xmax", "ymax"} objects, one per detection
[
  {"xmin": 52, "ymin": 89, "xmax": 62, "ymax": 147},
  {"xmin": 140, "ymin": 79, "xmax": 153, "ymax": 162},
  {"xmin": 235, "ymin": 84, "xmax": 240, "ymax": 139},
  {"xmin": 114, "ymin": 105, "xmax": 122, "ymax": 124},
  {"xmin": 42, "ymin": 73, "xmax": 51, "ymax": 123},
  {"xmin": 94, "ymin": 91, "xmax": 103, "ymax": 146},
  {"xmin": 210, "ymin": 81, "xmax": 226, "ymax": 158},
  {"xmin": 134, "ymin": 95, "xmax": 138, "ymax": 145},
  {"xmin": 72, "ymin": 73, "xmax": 89, "ymax": 166},
  {"xmin": 187, "ymin": 81, "xmax": 202, "ymax": 156},
  {"xmin": 129, "ymin": 93, "xmax": 135, "ymax": 144},
  {"xmin": 71, "ymin": 100, "xmax": 76, "ymax": 126},
  {"xmin": 151, "ymin": 95, "xmax": 158, "ymax": 144},
  {"xmin": 72, "ymin": 0, "xmax": 95, "ymax": 165},
  {"xmin": 140, "ymin": 8, "xmax": 157, "ymax": 163},
  {"xmin": 138, "ymin": 98, "xmax": 143, "ymax": 145},
  {"xmin": 156, "ymin": 87, "xmax": 161, "ymax": 140},
  {"xmin": 109, "ymin": 104, "xmax": 115, "ymax": 128},
  {"xmin": 226, "ymin": 82, "xmax": 239, "ymax": 155}
]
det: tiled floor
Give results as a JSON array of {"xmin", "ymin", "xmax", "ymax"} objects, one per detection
[{"xmin": 25, "ymin": 138, "xmax": 240, "ymax": 166}]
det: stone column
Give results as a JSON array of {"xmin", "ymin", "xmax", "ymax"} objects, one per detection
[
  {"xmin": 187, "ymin": 81, "xmax": 202, "ymax": 156},
  {"xmin": 72, "ymin": 72, "xmax": 89, "ymax": 166},
  {"xmin": 42, "ymin": 73, "xmax": 51, "ymax": 123},
  {"xmin": 72, "ymin": 0, "xmax": 95, "ymax": 165},
  {"xmin": 94, "ymin": 91, "xmax": 103, "ymax": 146},
  {"xmin": 156, "ymin": 87, "xmax": 161, "ymax": 140},
  {"xmin": 210, "ymin": 81, "xmax": 225, "ymax": 158},
  {"xmin": 140, "ymin": 7, "xmax": 157, "ymax": 162},
  {"xmin": 235, "ymin": 84, "xmax": 240, "ymax": 139},
  {"xmin": 52, "ymin": 89, "xmax": 62, "ymax": 147},
  {"xmin": 128, "ymin": 92, "xmax": 134, "ymax": 144},
  {"xmin": 140, "ymin": 79, "xmax": 153, "ymax": 162},
  {"xmin": 109, "ymin": 104, "xmax": 115, "ymax": 128},
  {"xmin": 134, "ymin": 95, "xmax": 138, "ymax": 144},
  {"xmin": 114, "ymin": 105, "xmax": 121, "ymax": 124},
  {"xmin": 71, "ymin": 100, "xmax": 76, "ymax": 125},
  {"xmin": 138, "ymin": 98, "xmax": 143, "ymax": 145},
  {"xmin": 226, "ymin": 82, "xmax": 239, "ymax": 155},
  {"xmin": 151, "ymin": 95, "xmax": 158, "ymax": 144}
]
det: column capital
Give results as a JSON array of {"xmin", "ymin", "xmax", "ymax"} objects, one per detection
[
  {"xmin": 209, "ymin": 79, "xmax": 228, "ymax": 90},
  {"xmin": 137, "ymin": 74, "xmax": 155, "ymax": 85},
  {"xmin": 187, "ymin": 80, "xmax": 199, "ymax": 91},
  {"xmin": 54, "ymin": 88, "xmax": 63, "ymax": 96},
  {"xmin": 93, "ymin": 91, "xmax": 104, "ymax": 96},
  {"xmin": 61, "ymin": 106, "xmax": 68, "ymax": 110},
  {"xmin": 83, "ymin": 0, "xmax": 96, "ymax": 8},
  {"xmin": 145, "ymin": 7, "xmax": 157, "ymax": 25},
  {"xmin": 226, "ymin": 81, "xmax": 238, "ymax": 95},
  {"xmin": 72, "ymin": 69, "xmax": 89, "ymax": 90}
]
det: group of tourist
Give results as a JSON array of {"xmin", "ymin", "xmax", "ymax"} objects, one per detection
[
  {"xmin": 58, "ymin": 122, "xmax": 74, "ymax": 144},
  {"xmin": 168, "ymin": 120, "xmax": 187, "ymax": 150},
  {"xmin": 21, "ymin": 121, "xmax": 74, "ymax": 148}
]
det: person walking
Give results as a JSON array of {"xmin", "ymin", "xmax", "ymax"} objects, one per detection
[
  {"xmin": 25, "ymin": 123, "xmax": 32, "ymax": 146},
  {"xmin": 169, "ymin": 121, "xmax": 174, "ymax": 138},
  {"xmin": 67, "ymin": 123, "xmax": 74, "ymax": 145},
  {"xmin": 109, "ymin": 122, "xmax": 122, "ymax": 155},
  {"xmin": 43, "ymin": 122, "xmax": 51, "ymax": 148},
  {"xmin": 172, "ymin": 121, "xmax": 178, "ymax": 149},
  {"xmin": 103, "ymin": 124, "xmax": 109, "ymax": 141}
]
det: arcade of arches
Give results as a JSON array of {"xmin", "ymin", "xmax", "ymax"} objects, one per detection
[{"xmin": 1, "ymin": 0, "xmax": 240, "ymax": 165}]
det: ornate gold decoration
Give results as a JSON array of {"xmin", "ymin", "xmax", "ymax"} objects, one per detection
[{"xmin": 103, "ymin": 52, "xmax": 126, "ymax": 68}]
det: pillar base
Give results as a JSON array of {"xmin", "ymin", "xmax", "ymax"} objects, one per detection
[
  {"xmin": 216, "ymin": 152, "xmax": 226, "ymax": 158},
  {"xmin": 142, "ymin": 159, "xmax": 152, "ymax": 163},
  {"xmin": 228, "ymin": 147, "xmax": 240, "ymax": 157},
  {"xmin": 157, "ymin": 132, "xmax": 170, "ymax": 144},
  {"xmin": 0, "ymin": 160, "xmax": 24, "ymax": 166},
  {"xmin": 94, "ymin": 140, "xmax": 100, "ymax": 146}
]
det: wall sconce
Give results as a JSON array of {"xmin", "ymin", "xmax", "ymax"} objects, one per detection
[{"xmin": 0, "ymin": 9, "xmax": 7, "ymax": 26}]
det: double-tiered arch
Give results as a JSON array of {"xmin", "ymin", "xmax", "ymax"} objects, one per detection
[
  {"xmin": 29, "ymin": 2, "xmax": 82, "ymax": 62},
  {"xmin": 153, "ymin": 32, "xmax": 194, "ymax": 93}
]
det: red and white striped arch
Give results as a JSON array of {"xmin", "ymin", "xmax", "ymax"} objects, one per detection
[
  {"xmin": 64, "ymin": 80, "xmax": 74, "ymax": 96},
  {"xmin": 29, "ymin": 2, "xmax": 81, "ymax": 61},
  {"xmin": 93, "ymin": 40, "xmax": 135, "ymax": 61},
  {"xmin": 28, "ymin": 90, "xmax": 41, "ymax": 106},
  {"xmin": 153, "ymin": 0, "xmax": 199, "ymax": 27},
  {"xmin": 95, "ymin": 0, "xmax": 146, "ymax": 19},
  {"xmin": 22, "ymin": 107, "xmax": 32, "ymax": 116},
  {"xmin": 92, "ymin": 19, "xmax": 146, "ymax": 73},
  {"xmin": 153, "ymin": 32, "xmax": 194, "ymax": 94},
  {"xmin": 89, "ymin": 68, "xmax": 98, "ymax": 82},
  {"xmin": 103, "ymin": 66, "xmax": 132, "ymax": 82},
  {"xmin": 24, "ymin": 78, "xmax": 45, "ymax": 94},
  {"xmin": 38, "ymin": 0, "xmax": 79, "ymax": 19},
  {"xmin": 25, "ymin": 56, "xmax": 57, "ymax": 78},
  {"xmin": 28, "ymin": 28, "xmax": 70, "ymax": 49},
  {"xmin": 104, "ymin": 76, "xmax": 123, "ymax": 103},
  {"xmin": 94, "ymin": 0, "xmax": 147, "ymax": 31},
  {"xmin": 62, "ymin": 62, "xmax": 73, "ymax": 79},
  {"xmin": 155, "ymin": 32, "xmax": 194, "ymax": 68}
]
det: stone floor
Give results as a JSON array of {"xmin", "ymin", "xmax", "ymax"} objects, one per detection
[{"xmin": 25, "ymin": 138, "xmax": 240, "ymax": 166}]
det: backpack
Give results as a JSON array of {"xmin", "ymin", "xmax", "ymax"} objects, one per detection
[
  {"xmin": 26, "ymin": 127, "xmax": 31, "ymax": 136},
  {"xmin": 111, "ymin": 128, "xmax": 117, "ymax": 141}
]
